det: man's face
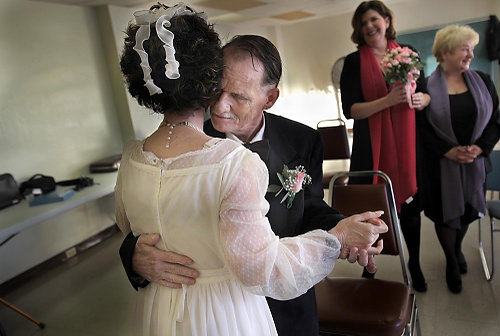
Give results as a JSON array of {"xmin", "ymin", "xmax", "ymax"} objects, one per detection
[{"xmin": 211, "ymin": 51, "xmax": 276, "ymax": 143}]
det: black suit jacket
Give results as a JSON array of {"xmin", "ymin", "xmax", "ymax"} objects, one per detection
[{"xmin": 119, "ymin": 112, "xmax": 344, "ymax": 336}]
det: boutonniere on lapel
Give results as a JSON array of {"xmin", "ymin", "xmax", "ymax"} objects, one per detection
[{"xmin": 267, "ymin": 165, "xmax": 312, "ymax": 209}]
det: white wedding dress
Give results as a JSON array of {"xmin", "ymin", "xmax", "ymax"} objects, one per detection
[{"xmin": 115, "ymin": 138, "xmax": 341, "ymax": 336}]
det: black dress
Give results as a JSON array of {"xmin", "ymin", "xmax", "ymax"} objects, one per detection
[{"xmin": 420, "ymin": 71, "xmax": 500, "ymax": 227}]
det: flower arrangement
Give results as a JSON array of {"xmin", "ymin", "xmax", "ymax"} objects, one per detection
[
  {"xmin": 267, "ymin": 165, "xmax": 312, "ymax": 209},
  {"xmin": 380, "ymin": 46, "xmax": 424, "ymax": 109},
  {"xmin": 380, "ymin": 46, "xmax": 424, "ymax": 88}
]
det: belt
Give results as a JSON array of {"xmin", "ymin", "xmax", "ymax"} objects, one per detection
[{"xmin": 174, "ymin": 267, "xmax": 232, "ymax": 322}]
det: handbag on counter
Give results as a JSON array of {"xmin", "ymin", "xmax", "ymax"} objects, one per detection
[
  {"xmin": 20, "ymin": 174, "xmax": 95, "ymax": 195},
  {"xmin": 89, "ymin": 154, "xmax": 122, "ymax": 173},
  {"xmin": 0, "ymin": 173, "xmax": 24, "ymax": 210},
  {"xmin": 20, "ymin": 174, "xmax": 56, "ymax": 194}
]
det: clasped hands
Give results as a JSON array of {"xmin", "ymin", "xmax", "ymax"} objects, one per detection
[
  {"xmin": 444, "ymin": 145, "xmax": 482, "ymax": 164},
  {"xmin": 328, "ymin": 211, "xmax": 388, "ymax": 274}
]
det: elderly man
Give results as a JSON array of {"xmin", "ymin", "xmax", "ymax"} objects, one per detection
[{"xmin": 120, "ymin": 35, "xmax": 382, "ymax": 335}]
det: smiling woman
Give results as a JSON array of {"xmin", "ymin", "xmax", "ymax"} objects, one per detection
[
  {"xmin": 420, "ymin": 24, "xmax": 500, "ymax": 294},
  {"xmin": 339, "ymin": 0, "xmax": 430, "ymax": 293}
]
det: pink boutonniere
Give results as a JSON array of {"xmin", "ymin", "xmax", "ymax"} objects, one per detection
[{"xmin": 267, "ymin": 165, "xmax": 312, "ymax": 208}]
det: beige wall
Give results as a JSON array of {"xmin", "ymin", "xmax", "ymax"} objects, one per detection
[
  {"xmin": 278, "ymin": 0, "xmax": 500, "ymax": 94},
  {"xmin": 272, "ymin": 0, "xmax": 500, "ymax": 128},
  {"xmin": 0, "ymin": 0, "xmax": 121, "ymax": 283}
]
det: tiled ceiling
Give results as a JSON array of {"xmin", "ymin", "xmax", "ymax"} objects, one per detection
[{"xmin": 29, "ymin": 0, "xmax": 408, "ymax": 26}]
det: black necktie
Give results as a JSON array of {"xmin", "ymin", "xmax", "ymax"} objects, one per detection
[{"xmin": 243, "ymin": 139, "xmax": 270, "ymax": 163}]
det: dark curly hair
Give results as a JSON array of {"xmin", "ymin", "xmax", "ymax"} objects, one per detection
[
  {"xmin": 120, "ymin": 4, "xmax": 223, "ymax": 115},
  {"xmin": 351, "ymin": 0, "xmax": 396, "ymax": 47}
]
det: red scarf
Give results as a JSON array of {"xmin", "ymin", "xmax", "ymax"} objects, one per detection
[{"xmin": 360, "ymin": 40, "xmax": 417, "ymax": 212}]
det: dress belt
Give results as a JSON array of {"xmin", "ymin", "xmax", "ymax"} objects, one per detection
[{"xmin": 175, "ymin": 267, "xmax": 232, "ymax": 322}]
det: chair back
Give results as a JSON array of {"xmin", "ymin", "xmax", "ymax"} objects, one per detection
[
  {"xmin": 329, "ymin": 171, "xmax": 410, "ymax": 285},
  {"xmin": 317, "ymin": 119, "xmax": 350, "ymax": 160},
  {"xmin": 486, "ymin": 150, "xmax": 500, "ymax": 191}
]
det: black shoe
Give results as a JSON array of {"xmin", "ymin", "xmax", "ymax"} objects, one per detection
[
  {"xmin": 362, "ymin": 268, "xmax": 375, "ymax": 279},
  {"xmin": 446, "ymin": 262, "xmax": 462, "ymax": 294},
  {"xmin": 456, "ymin": 252, "xmax": 468, "ymax": 274},
  {"xmin": 408, "ymin": 260, "xmax": 427, "ymax": 292}
]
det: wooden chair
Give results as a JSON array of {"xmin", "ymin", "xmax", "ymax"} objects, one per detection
[
  {"xmin": 317, "ymin": 119, "xmax": 350, "ymax": 189},
  {"xmin": 315, "ymin": 170, "xmax": 421, "ymax": 336},
  {"xmin": 478, "ymin": 150, "xmax": 500, "ymax": 281}
]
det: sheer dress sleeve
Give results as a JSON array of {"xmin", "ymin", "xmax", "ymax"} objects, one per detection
[
  {"xmin": 220, "ymin": 151, "xmax": 340, "ymax": 300},
  {"xmin": 115, "ymin": 150, "xmax": 131, "ymax": 235}
]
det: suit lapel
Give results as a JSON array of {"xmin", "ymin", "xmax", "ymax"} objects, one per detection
[{"xmin": 264, "ymin": 112, "xmax": 298, "ymax": 182}]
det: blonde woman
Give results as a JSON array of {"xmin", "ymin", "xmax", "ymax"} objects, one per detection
[{"xmin": 422, "ymin": 25, "xmax": 500, "ymax": 293}]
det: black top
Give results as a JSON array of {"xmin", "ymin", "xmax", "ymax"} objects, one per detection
[
  {"xmin": 450, "ymin": 91, "xmax": 477, "ymax": 145},
  {"xmin": 420, "ymin": 71, "xmax": 500, "ymax": 224},
  {"xmin": 340, "ymin": 45, "xmax": 426, "ymax": 203}
]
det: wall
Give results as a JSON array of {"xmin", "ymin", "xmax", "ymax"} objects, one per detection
[
  {"xmin": 0, "ymin": 0, "xmax": 121, "ymax": 283},
  {"xmin": 273, "ymin": 0, "xmax": 500, "ymax": 128}
]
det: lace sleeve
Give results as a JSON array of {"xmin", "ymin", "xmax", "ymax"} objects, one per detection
[
  {"xmin": 220, "ymin": 152, "xmax": 340, "ymax": 300},
  {"xmin": 114, "ymin": 157, "xmax": 131, "ymax": 235}
]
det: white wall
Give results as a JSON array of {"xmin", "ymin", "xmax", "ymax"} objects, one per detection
[
  {"xmin": 0, "ymin": 0, "xmax": 121, "ymax": 283},
  {"xmin": 272, "ymin": 0, "xmax": 500, "ymax": 128}
]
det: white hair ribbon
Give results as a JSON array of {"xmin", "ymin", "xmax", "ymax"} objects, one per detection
[{"xmin": 132, "ymin": 4, "xmax": 197, "ymax": 96}]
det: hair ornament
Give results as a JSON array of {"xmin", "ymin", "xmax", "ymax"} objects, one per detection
[{"xmin": 132, "ymin": 3, "xmax": 199, "ymax": 95}]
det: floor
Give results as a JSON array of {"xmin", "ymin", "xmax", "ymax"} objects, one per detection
[{"xmin": 1, "ymin": 214, "xmax": 500, "ymax": 336}]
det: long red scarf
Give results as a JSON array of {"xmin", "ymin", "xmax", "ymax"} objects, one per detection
[{"xmin": 360, "ymin": 40, "xmax": 417, "ymax": 212}]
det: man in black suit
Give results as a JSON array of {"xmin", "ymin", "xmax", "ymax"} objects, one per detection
[{"xmin": 120, "ymin": 35, "xmax": 383, "ymax": 335}]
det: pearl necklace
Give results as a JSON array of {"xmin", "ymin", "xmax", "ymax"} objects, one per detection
[{"xmin": 159, "ymin": 121, "xmax": 204, "ymax": 148}]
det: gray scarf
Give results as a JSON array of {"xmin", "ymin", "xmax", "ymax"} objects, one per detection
[{"xmin": 426, "ymin": 66, "xmax": 493, "ymax": 223}]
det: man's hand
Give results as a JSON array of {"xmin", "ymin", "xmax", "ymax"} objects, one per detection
[
  {"xmin": 330, "ymin": 211, "xmax": 388, "ymax": 272},
  {"xmin": 133, "ymin": 233, "xmax": 200, "ymax": 288},
  {"xmin": 329, "ymin": 211, "xmax": 388, "ymax": 250}
]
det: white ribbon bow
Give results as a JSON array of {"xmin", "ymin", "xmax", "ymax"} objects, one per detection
[{"xmin": 132, "ymin": 4, "xmax": 197, "ymax": 95}]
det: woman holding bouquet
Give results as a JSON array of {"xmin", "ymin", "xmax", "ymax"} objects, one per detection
[
  {"xmin": 422, "ymin": 25, "xmax": 500, "ymax": 293},
  {"xmin": 340, "ymin": 0, "xmax": 430, "ymax": 292}
]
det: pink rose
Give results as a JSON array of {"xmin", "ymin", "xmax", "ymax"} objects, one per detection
[
  {"xmin": 292, "ymin": 172, "xmax": 305, "ymax": 193},
  {"xmin": 391, "ymin": 60, "xmax": 399, "ymax": 66}
]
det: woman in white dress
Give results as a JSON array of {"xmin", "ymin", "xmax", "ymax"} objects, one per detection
[{"xmin": 115, "ymin": 4, "xmax": 387, "ymax": 336}]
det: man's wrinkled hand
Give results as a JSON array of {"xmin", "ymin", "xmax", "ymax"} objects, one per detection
[
  {"xmin": 329, "ymin": 211, "xmax": 388, "ymax": 250},
  {"xmin": 133, "ymin": 233, "xmax": 200, "ymax": 288}
]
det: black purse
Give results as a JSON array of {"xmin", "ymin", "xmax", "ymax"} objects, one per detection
[
  {"xmin": 0, "ymin": 173, "xmax": 24, "ymax": 210},
  {"xmin": 20, "ymin": 174, "xmax": 56, "ymax": 194}
]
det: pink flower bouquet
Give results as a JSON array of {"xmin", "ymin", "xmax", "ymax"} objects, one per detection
[{"xmin": 380, "ymin": 46, "xmax": 424, "ymax": 108}]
